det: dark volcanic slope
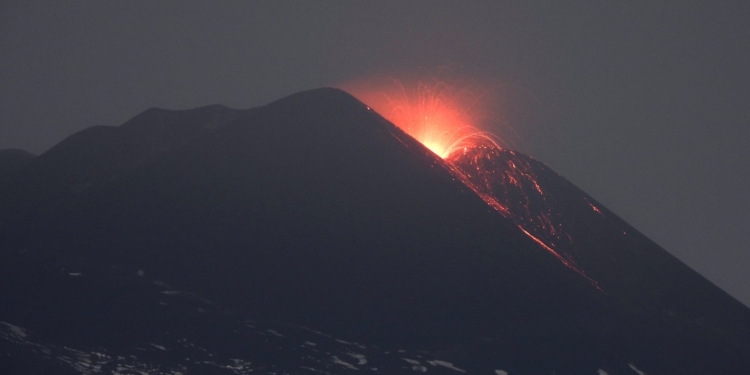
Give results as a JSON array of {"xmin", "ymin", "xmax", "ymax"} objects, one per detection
[
  {"xmin": 0, "ymin": 105, "xmax": 240, "ymax": 226},
  {"xmin": 1, "ymin": 88, "xmax": 749, "ymax": 375},
  {"xmin": 0, "ymin": 149, "xmax": 36, "ymax": 190},
  {"xmin": 0, "ymin": 149, "xmax": 35, "ymax": 174}
]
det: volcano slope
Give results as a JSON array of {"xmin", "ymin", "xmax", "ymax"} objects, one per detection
[{"xmin": 1, "ymin": 88, "xmax": 749, "ymax": 374}]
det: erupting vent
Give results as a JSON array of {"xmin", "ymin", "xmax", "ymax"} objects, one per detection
[{"xmin": 347, "ymin": 78, "xmax": 603, "ymax": 291}]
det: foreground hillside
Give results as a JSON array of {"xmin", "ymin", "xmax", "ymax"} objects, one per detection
[{"xmin": 1, "ymin": 89, "xmax": 748, "ymax": 374}]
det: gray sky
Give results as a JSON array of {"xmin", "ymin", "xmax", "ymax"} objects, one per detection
[{"xmin": 2, "ymin": 1, "xmax": 749, "ymax": 306}]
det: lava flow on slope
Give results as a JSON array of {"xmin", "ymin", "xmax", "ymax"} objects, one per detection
[{"xmin": 347, "ymin": 78, "xmax": 602, "ymax": 290}]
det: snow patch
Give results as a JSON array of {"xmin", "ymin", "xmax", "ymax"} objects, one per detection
[
  {"xmin": 629, "ymin": 363, "xmax": 646, "ymax": 375},
  {"xmin": 403, "ymin": 358, "xmax": 421, "ymax": 365},
  {"xmin": 347, "ymin": 352, "xmax": 367, "ymax": 365},
  {"xmin": 150, "ymin": 343, "xmax": 167, "ymax": 350},
  {"xmin": 332, "ymin": 355, "xmax": 358, "ymax": 370},
  {"xmin": 0, "ymin": 322, "xmax": 27, "ymax": 338},
  {"xmin": 412, "ymin": 365, "xmax": 428, "ymax": 372},
  {"xmin": 300, "ymin": 365, "xmax": 325, "ymax": 373},
  {"xmin": 495, "ymin": 370, "xmax": 508, "ymax": 375},
  {"xmin": 266, "ymin": 329, "xmax": 285, "ymax": 337},
  {"xmin": 598, "ymin": 370, "xmax": 609, "ymax": 375},
  {"xmin": 427, "ymin": 360, "xmax": 466, "ymax": 373}
]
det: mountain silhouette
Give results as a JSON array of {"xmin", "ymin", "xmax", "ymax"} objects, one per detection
[{"xmin": 1, "ymin": 88, "xmax": 748, "ymax": 374}]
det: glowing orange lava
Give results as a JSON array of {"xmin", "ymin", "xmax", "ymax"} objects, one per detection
[
  {"xmin": 344, "ymin": 76, "xmax": 603, "ymax": 293},
  {"xmin": 344, "ymin": 78, "xmax": 498, "ymax": 159}
]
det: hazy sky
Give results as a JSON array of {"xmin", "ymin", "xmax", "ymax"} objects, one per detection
[{"xmin": 2, "ymin": 1, "xmax": 749, "ymax": 306}]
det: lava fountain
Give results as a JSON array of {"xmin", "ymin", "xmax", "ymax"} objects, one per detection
[
  {"xmin": 345, "ymin": 76, "xmax": 603, "ymax": 291},
  {"xmin": 343, "ymin": 78, "xmax": 503, "ymax": 158}
]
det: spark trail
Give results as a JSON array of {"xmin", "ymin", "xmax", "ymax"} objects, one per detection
[{"xmin": 347, "ymin": 76, "xmax": 604, "ymax": 292}]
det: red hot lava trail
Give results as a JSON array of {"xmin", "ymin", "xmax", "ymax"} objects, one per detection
[{"xmin": 345, "ymin": 77, "xmax": 604, "ymax": 292}]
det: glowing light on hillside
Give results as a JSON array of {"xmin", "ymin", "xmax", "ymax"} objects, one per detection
[
  {"xmin": 344, "ymin": 75, "xmax": 603, "ymax": 292},
  {"xmin": 344, "ymin": 77, "xmax": 500, "ymax": 159}
]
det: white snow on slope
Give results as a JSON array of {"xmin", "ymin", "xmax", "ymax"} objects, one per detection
[
  {"xmin": 1, "ymin": 321, "xmax": 27, "ymax": 338},
  {"xmin": 347, "ymin": 352, "xmax": 367, "ymax": 365},
  {"xmin": 629, "ymin": 363, "xmax": 646, "ymax": 375},
  {"xmin": 267, "ymin": 329, "xmax": 285, "ymax": 337},
  {"xmin": 427, "ymin": 360, "xmax": 466, "ymax": 373},
  {"xmin": 332, "ymin": 355, "xmax": 359, "ymax": 370}
]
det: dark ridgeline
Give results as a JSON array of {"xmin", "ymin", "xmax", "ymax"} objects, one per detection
[{"xmin": 1, "ymin": 88, "xmax": 748, "ymax": 374}]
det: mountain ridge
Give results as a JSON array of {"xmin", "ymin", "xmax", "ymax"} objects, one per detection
[{"xmin": 1, "ymin": 88, "xmax": 749, "ymax": 374}]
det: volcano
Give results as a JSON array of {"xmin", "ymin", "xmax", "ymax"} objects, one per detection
[{"xmin": 1, "ymin": 88, "xmax": 748, "ymax": 374}]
